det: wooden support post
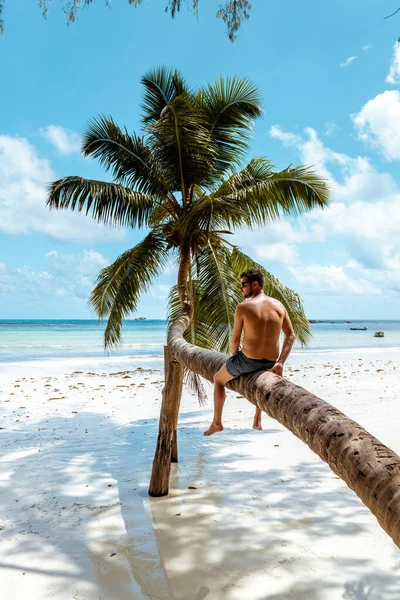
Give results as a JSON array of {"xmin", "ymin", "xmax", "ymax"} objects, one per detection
[
  {"xmin": 149, "ymin": 346, "xmax": 183, "ymax": 497},
  {"xmin": 166, "ymin": 308, "xmax": 400, "ymax": 548},
  {"xmin": 171, "ymin": 430, "xmax": 178, "ymax": 463}
]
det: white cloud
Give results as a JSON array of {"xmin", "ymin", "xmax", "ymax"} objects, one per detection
[
  {"xmin": 150, "ymin": 284, "xmax": 171, "ymax": 300},
  {"xmin": 0, "ymin": 264, "xmax": 55, "ymax": 302},
  {"xmin": 386, "ymin": 42, "xmax": 400, "ymax": 84},
  {"xmin": 0, "ymin": 253, "xmax": 175, "ymax": 317},
  {"xmin": 267, "ymin": 125, "xmax": 400, "ymax": 291},
  {"xmin": 256, "ymin": 243, "xmax": 300, "ymax": 265},
  {"xmin": 298, "ymin": 127, "xmax": 347, "ymax": 186},
  {"xmin": 324, "ymin": 121, "xmax": 338, "ymax": 137},
  {"xmin": 288, "ymin": 265, "xmax": 381, "ymax": 296},
  {"xmin": 269, "ymin": 125, "xmax": 301, "ymax": 147},
  {"xmin": 46, "ymin": 249, "xmax": 109, "ymax": 275},
  {"xmin": 340, "ymin": 56, "xmax": 358, "ymax": 68},
  {"xmin": 44, "ymin": 250, "xmax": 110, "ymax": 298},
  {"xmin": 0, "ymin": 135, "xmax": 53, "ymax": 182},
  {"xmin": 270, "ymin": 126, "xmax": 396, "ymax": 204},
  {"xmin": 274, "ymin": 126, "xmax": 395, "ymax": 205},
  {"xmin": 352, "ymin": 90, "xmax": 400, "ymax": 160},
  {"xmin": 258, "ymin": 219, "xmax": 327, "ymax": 245},
  {"xmin": 41, "ymin": 125, "xmax": 82, "ymax": 155},
  {"xmin": 0, "ymin": 250, "xmax": 111, "ymax": 310},
  {"xmin": 362, "ymin": 44, "xmax": 371, "ymax": 52},
  {"xmin": 0, "ymin": 135, "xmax": 125, "ymax": 242},
  {"xmin": 315, "ymin": 200, "xmax": 400, "ymax": 244}
]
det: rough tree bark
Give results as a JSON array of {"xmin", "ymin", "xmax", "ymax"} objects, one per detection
[
  {"xmin": 149, "ymin": 345, "xmax": 184, "ymax": 496},
  {"xmin": 149, "ymin": 243, "xmax": 192, "ymax": 496},
  {"xmin": 165, "ymin": 308, "xmax": 400, "ymax": 549}
]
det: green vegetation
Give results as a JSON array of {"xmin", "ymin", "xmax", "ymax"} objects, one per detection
[
  {"xmin": 0, "ymin": 1, "xmax": 251, "ymax": 41},
  {"xmin": 47, "ymin": 67, "xmax": 329, "ymax": 351}
]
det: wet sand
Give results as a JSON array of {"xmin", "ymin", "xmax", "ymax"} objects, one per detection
[{"xmin": 0, "ymin": 349, "xmax": 399, "ymax": 599}]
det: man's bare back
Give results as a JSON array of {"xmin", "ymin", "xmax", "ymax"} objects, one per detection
[
  {"xmin": 238, "ymin": 295, "xmax": 285, "ymax": 361},
  {"xmin": 203, "ymin": 268, "xmax": 296, "ymax": 436}
]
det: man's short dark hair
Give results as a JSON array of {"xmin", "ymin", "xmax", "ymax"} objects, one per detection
[{"xmin": 240, "ymin": 269, "xmax": 264, "ymax": 288}]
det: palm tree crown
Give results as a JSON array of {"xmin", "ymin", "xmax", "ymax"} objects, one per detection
[{"xmin": 47, "ymin": 67, "xmax": 329, "ymax": 351}]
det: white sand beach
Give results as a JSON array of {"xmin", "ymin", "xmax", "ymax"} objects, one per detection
[{"xmin": 1, "ymin": 349, "xmax": 400, "ymax": 600}]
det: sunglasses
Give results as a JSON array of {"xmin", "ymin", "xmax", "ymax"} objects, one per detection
[{"xmin": 240, "ymin": 281, "xmax": 250, "ymax": 288}]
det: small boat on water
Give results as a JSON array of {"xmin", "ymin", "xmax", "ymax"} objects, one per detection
[
  {"xmin": 350, "ymin": 327, "xmax": 367, "ymax": 331},
  {"xmin": 373, "ymin": 331, "xmax": 385, "ymax": 337}
]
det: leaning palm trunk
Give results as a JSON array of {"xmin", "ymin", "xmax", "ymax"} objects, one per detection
[{"xmin": 163, "ymin": 308, "xmax": 400, "ymax": 549}]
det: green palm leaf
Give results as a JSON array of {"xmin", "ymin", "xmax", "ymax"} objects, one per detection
[
  {"xmin": 82, "ymin": 116, "xmax": 171, "ymax": 195},
  {"xmin": 214, "ymin": 159, "xmax": 330, "ymax": 226},
  {"xmin": 178, "ymin": 158, "xmax": 329, "ymax": 238},
  {"xmin": 168, "ymin": 273, "xmax": 209, "ymax": 403},
  {"xmin": 230, "ymin": 246, "xmax": 312, "ymax": 346},
  {"xmin": 198, "ymin": 76, "xmax": 262, "ymax": 172},
  {"xmin": 170, "ymin": 240, "xmax": 311, "ymax": 351},
  {"xmin": 169, "ymin": 240, "xmax": 241, "ymax": 353},
  {"xmin": 214, "ymin": 157, "xmax": 275, "ymax": 196},
  {"xmin": 177, "ymin": 193, "xmax": 251, "ymax": 239},
  {"xmin": 90, "ymin": 232, "xmax": 170, "ymax": 348},
  {"xmin": 46, "ymin": 67, "xmax": 329, "ymax": 359},
  {"xmin": 148, "ymin": 92, "xmax": 216, "ymax": 193},
  {"xmin": 47, "ymin": 176, "xmax": 157, "ymax": 228},
  {"xmin": 141, "ymin": 66, "xmax": 188, "ymax": 124}
]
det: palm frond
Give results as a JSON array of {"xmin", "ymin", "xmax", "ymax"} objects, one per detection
[
  {"xmin": 177, "ymin": 193, "xmax": 252, "ymax": 239},
  {"xmin": 178, "ymin": 158, "xmax": 329, "ymax": 237},
  {"xmin": 168, "ymin": 241, "xmax": 241, "ymax": 353},
  {"xmin": 214, "ymin": 158, "xmax": 275, "ymax": 197},
  {"xmin": 141, "ymin": 66, "xmax": 188, "ymax": 124},
  {"xmin": 183, "ymin": 368, "xmax": 208, "ymax": 406},
  {"xmin": 89, "ymin": 232, "xmax": 170, "ymax": 348},
  {"xmin": 47, "ymin": 176, "xmax": 157, "ymax": 228},
  {"xmin": 198, "ymin": 76, "xmax": 262, "ymax": 173},
  {"xmin": 214, "ymin": 159, "xmax": 329, "ymax": 227},
  {"xmin": 44, "ymin": 69, "xmax": 329, "ymax": 359},
  {"xmin": 168, "ymin": 269, "xmax": 209, "ymax": 404},
  {"xmin": 82, "ymin": 116, "xmax": 171, "ymax": 195},
  {"xmin": 148, "ymin": 92, "xmax": 216, "ymax": 193},
  {"xmin": 230, "ymin": 246, "xmax": 312, "ymax": 346}
]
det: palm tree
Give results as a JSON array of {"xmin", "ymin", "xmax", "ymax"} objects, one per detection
[
  {"xmin": 47, "ymin": 67, "xmax": 329, "ymax": 494},
  {"xmin": 167, "ymin": 309, "xmax": 400, "ymax": 549}
]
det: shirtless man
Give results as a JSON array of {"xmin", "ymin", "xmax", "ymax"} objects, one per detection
[{"xmin": 204, "ymin": 268, "xmax": 296, "ymax": 436}]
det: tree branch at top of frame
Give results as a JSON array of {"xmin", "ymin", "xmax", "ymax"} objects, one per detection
[
  {"xmin": 0, "ymin": 0, "xmax": 252, "ymax": 41},
  {"xmin": 384, "ymin": 7, "xmax": 400, "ymax": 20}
]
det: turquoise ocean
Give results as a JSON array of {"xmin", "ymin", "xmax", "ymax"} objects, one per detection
[{"xmin": 1, "ymin": 320, "xmax": 400, "ymax": 364}]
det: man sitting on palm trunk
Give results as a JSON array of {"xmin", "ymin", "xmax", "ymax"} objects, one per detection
[{"xmin": 204, "ymin": 269, "xmax": 296, "ymax": 436}]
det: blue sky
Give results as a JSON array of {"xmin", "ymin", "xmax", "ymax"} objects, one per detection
[{"xmin": 1, "ymin": 0, "xmax": 400, "ymax": 319}]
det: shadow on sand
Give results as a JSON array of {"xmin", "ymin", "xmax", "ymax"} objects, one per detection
[{"xmin": 0, "ymin": 402, "xmax": 399, "ymax": 599}]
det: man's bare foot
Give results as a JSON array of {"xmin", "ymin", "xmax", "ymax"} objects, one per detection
[
  {"xmin": 252, "ymin": 420, "xmax": 262, "ymax": 431},
  {"xmin": 204, "ymin": 423, "xmax": 224, "ymax": 436}
]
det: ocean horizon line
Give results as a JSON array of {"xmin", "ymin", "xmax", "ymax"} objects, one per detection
[
  {"xmin": 1, "ymin": 318, "xmax": 399, "ymax": 323},
  {"xmin": 1, "ymin": 319, "xmax": 400, "ymax": 362},
  {"xmin": 0, "ymin": 318, "xmax": 168, "ymax": 322}
]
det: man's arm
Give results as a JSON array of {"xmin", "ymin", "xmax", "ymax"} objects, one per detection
[
  {"xmin": 271, "ymin": 309, "xmax": 295, "ymax": 377},
  {"xmin": 230, "ymin": 305, "xmax": 244, "ymax": 354}
]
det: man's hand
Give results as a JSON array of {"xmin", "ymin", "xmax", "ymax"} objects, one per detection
[{"xmin": 271, "ymin": 362, "xmax": 283, "ymax": 377}]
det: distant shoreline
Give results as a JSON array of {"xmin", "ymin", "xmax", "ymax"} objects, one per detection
[
  {"xmin": 1, "ymin": 319, "xmax": 399, "ymax": 323},
  {"xmin": 2, "ymin": 320, "xmax": 400, "ymax": 363}
]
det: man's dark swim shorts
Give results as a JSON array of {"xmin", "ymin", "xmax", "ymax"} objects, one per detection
[{"xmin": 225, "ymin": 350, "xmax": 276, "ymax": 379}]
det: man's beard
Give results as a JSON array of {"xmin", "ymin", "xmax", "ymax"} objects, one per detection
[{"xmin": 244, "ymin": 290, "xmax": 253, "ymax": 299}]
